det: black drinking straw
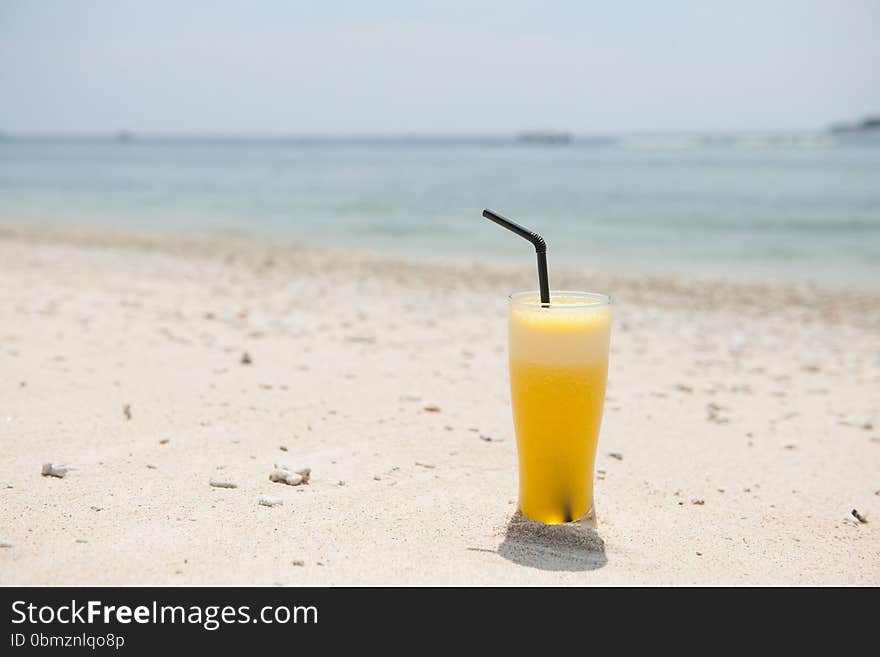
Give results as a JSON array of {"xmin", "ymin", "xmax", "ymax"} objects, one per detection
[{"xmin": 482, "ymin": 209, "xmax": 550, "ymax": 305}]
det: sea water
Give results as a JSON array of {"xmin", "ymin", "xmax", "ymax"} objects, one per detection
[{"xmin": 1, "ymin": 133, "xmax": 878, "ymax": 286}]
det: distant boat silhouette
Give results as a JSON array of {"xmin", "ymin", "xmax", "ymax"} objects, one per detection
[{"xmin": 516, "ymin": 130, "xmax": 572, "ymax": 144}]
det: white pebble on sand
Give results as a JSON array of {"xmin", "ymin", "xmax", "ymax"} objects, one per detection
[
  {"xmin": 41, "ymin": 463, "xmax": 69, "ymax": 478},
  {"xmin": 271, "ymin": 463, "xmax": 310, "ymax": 485},
  {"xmin": 706, "ymin": 403, "xmax": 733, "ymax": 424},
  {"xmin": 839, "ymin": 416, "xmax": 874, "ymax": 431},
  {"xmin": 0, "ymin": 541, "xmax": 12, "ymax": 548},
  {"xmin": 275, "ymin": 463, "xmax": 310, "ymax": 482},
  {"xmin": 209, "ymin": 478, "xmax": 238, "ymax": 489},
  {"xmin": 269, "ymin": 469, "xmax": 303, "ymax": 486},
  {"xmin": 257, "ymin": 495, "xmax": 283, "ymax": 507},
  {"xmin": 273, "ymin": 471, "xmax": 302, "ymax": 486}
]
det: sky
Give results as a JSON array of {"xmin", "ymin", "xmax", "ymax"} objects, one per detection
[{"xmin": 1, "ymin": 0, "xmax": 878, "ymax": 135}]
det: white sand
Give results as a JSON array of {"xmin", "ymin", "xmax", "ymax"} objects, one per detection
[{"xmin": 0, "ymin": 223, "xmax": 878, "ymax": 585}]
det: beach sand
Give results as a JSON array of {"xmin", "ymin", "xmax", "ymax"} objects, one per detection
[{"xmin": 0, "ymin": 223, "xmax": 878, "ymax": 585}]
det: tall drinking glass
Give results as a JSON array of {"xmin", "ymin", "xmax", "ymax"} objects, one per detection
[{"xmin": 508, "ymin": 291, "xmax": 612, "ymax": 525}]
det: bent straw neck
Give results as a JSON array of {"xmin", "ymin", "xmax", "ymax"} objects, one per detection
[
  {"xmin": 482, "ymin": 209, "xmax": 550, "ymax": 305},
  {"xmin": 482, "ymin": 209, "xmax": 546, "ymax": 254}
]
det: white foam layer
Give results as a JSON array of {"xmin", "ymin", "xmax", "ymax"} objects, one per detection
[{"xmin": 509, "ymin": 296, "xmax": 611, "ymax": 367}]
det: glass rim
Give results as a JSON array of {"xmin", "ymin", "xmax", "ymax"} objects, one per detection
[{"xmin": 509, "ymin": 290, "xmax": 612, "ymax": 309}]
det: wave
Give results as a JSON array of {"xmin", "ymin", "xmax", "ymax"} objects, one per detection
[
  {"xmin": 615, "ymin": 216, "xmax": 880, "ymax": 233},
  {"xmin": 610, "ymin": 133, "xmax": 837, "ymax": 151}
]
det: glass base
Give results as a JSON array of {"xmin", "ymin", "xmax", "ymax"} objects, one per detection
[
  {"xmin": 503, "ymin": 505, "xmax": 606, "ymax": 570},
  {"xmin": 516, "ymin": 504, "xmax": 596, "ymax": 528}
]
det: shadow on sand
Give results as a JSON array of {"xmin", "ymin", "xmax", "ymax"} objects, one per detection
[{"xmin": 495, "ymin": 512, "xmax": 607, "ymax": 572}]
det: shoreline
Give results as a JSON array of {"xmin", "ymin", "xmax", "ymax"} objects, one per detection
[
  {"xmin": 2, "ymin": 214, "xmax": 879, "ymax": 290},
  {"xmin": 0, "ymin": 220, "xmax": 877, "ymax": 585},
  {"xmin": 2, "ymin": 220, "xmax": 879, "ymax": 324}
]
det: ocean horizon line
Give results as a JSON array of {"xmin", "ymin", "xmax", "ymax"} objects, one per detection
[{"xmin": 0, "ymin": 128, "xmax": 855, "ymax": 143}]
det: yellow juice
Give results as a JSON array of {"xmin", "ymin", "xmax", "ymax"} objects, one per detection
[{"xmin": 508, "ymin": 292, "xmax": 611, "ymax": 524}]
